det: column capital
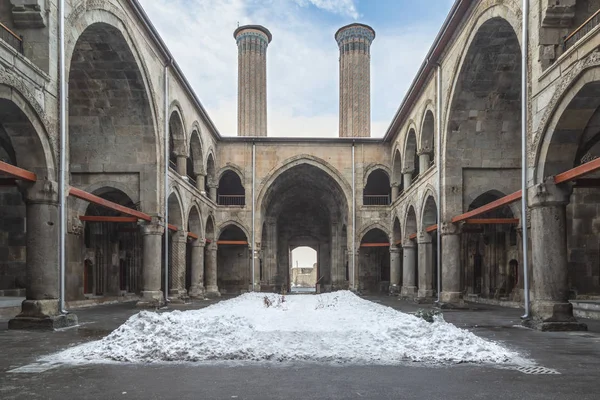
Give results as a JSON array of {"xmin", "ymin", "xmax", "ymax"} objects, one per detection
[
  {"xmin": 417, "ymin": 147, "xmax": 432, "ymax": 156},
  {"xmin": 417, "ymin": 231, "xmax": 432, "ymax": 244},
  {"xmin": 391, "ymin": 182, "xmax": 400, "ymax": 188},
  {"xmin": 173, "ymin": 230, "xmax": 188, "ymax": 243},
  {"xmin": 191, "ymin": 239, "xmax": 206, "ymax": 248},
  {"xmin": 401, "ymin": 167, "xmax": 414, "ymax": 175},
  {"xmin": 18, "ymin": 179, "xmax": 58, "ymax": 205},
  {"xmin": 402, "ymin": 239, "xmax": 416, "ymax": 248},
  {"xmin": 207, "ymin": 242, "xmax": 218, "ymax": 251},
  {"xmin": 207, "ymin": 183, "xmax": 219, "ymax": 189},
  {"xmin": 439, "ymin": 221, "xmax": 462, "ymax": 236},
  {"xmin": 528, "ymin": 178, "xmax": 572, "ymax": 208},
  {"xmin": 389, "ymin": 245, "xmax": 401, "ymax": 254},
  {"xmin": 140, "ymin": 217, "xmax": 165, "ymax": 236}
]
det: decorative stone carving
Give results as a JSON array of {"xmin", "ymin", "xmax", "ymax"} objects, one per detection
[{"xmin": 531, "ymin": 51, "xmax": 600, "ymax": 166}]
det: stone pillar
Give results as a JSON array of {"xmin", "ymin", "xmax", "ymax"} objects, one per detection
[
  {"xmin": 525, "ymin": 179, "xmax": 586, "ymax": 331},
  {"xmin": 9, "ymin": 180, "xmax": 78, "ymax": 330},
  {"xmin": 391, "ymin": 183, "xmax": 400, "ymax": 202},
  {"xmin": 418, "ymin": 150, "xmax": 431, "ymax": 173},
  {"xmin": 176, "ymin": 155, "xmax": 187, "ymax": 177},
  {"xmin": 205, "ymin": 242, "xmax": 220, "ymax": 297},
  {"xmin": 169, "ymin": 231, "xmax": 188, "ymax": 301},
  {"xmin": 401, "ymin": 240, "xmax": 417, "ymax": 297},
  {"xmin": 402, "ymin": 169, "xmax": 413, "ymax": 188},
  {"xmin": 265, "ymin": 218, "xmax": 277, "ymax": 285},
  {"xmin": 208, "ymin": 184, "xmax": 218, "ymax": 203},
  {"xmin": 389, "ymin": 245, "xmax": 401, "ymax": 294},
  {"xmin": 439, "ymin": 222, "xmax": 462, "ymax": 304},
  {"xmin": 331, "ymin": 222, "xmax": 345, "ymax": 288},
  {"xmin": 348, "ymin": 249, "xmax": 359, "ymax": 291},
  {"xmin": 417, "ymin": 232, "xmax": 434, "ymax": 299},
  {"xmin": 196, "ymin": 173, "xmax": 206, "ymax": 194},
  {"xmin": 188, "ymin": 240, "xmax": 205, "ymax": 298},
  {"xmin": 137, "ymin": 217, "xmax": 165, "ymax": 308},
  {"xmin": 250, "ymin": 246, "xmax": 261, "ymax": 291},
  {"xmin": 107, "ymin": 240, "xmax": 121, "ymax": 295}
]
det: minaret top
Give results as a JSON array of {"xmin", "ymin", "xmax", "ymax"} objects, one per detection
[
  {"xmin": 234, "ymin": 25, "xmax": 273, "ymax": 44},
  {"xmin": 334, "ymin": 23, "xmax": 375, "ymax": 46}
]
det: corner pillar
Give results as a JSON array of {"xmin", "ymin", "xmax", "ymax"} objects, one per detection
[
  {"xmin": 525, "ymin": 179, "xmax": 587, "ymax": 331},
  {"xmin": 401, "ymin": 240, "xmax": 417, "ymax": 298},
  {"xmin": 389, "ymin": 245, "xmax": 401, "ymax": 294},
  {"xmin": 188, "ymin": 240, "xmax": 205, "ymax": 298},
  {"xmin": 137, "ymin": 216, "xmax": 165, "ymax": 308},
  {"xmin": 439, "ymin": 222, "xmax": 463, "ymax": 305},
  {"xmin": 417, "ymin": 232, "xmax": 434, "ymax": 299},
  {"xmin": 9, "ymin": 180, "xmax": 77, "ymax": 329},
  {"xmin": 205, "ymin": 242, "xmax": 220, "ymax": 297}
]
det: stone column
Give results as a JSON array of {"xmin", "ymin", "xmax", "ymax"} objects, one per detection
[
  {"xmin": 439, "ymin": 222, "xmax": 462, "ymax": 304},
  {"xmin": 9, "ymin": 180, "xmax": 78, "ymax": 330},
  {"xmin": 348, "ymin": 249, "xmax": 359, "ymax": 291},
  {"xmin": 208, "ymin": 184, "xmax": 218, "ymax": 203},
  {"xmin": 401, "ymin": 240, "xmax": 417, "ymax": 297},
  {"xmin": 176, "ymin": 155, "xmax": 187, "ymax": 177},
  {"xmin": 389, "ymin": 245, "xmax": 401, "ymax": 294},
  {"xmin": 196, "ymin": 173, "xmax": 206, "ymax": 194},
  {"xmin": 205, "ymin": 242, "xmax": 220, "ymax": 297},
  {"xmin": 526, "ymin": 179, "xmax": 586, "ymax": 331},
  {"xmin": 331, "ymin": 222, "xmax": 345, "ymax": 288},
  {"xmin": 188, "ymin": 240, "xmax": 205, "ymax": 298},
  {"xmin": 417, "ymin": 232, "xmax": 434, "ymax": 299},
  {"xmin": 137, "ymin": 217, "xmax": 165, "ymax": 308},
  {"xmin": 418, "ymin": 150, "xmax": 431, "ymax": 173},
  {"xmin": 402, "ymin": 168, "xmax": 413, "ymax": 188},
  {"xmin": 251, "ymin": 246, "xmax": 261, "ymax": 291},
  {"xmin": 169, "ymin": 231, "xmax": 188, "ymax": 301},
  {"xmin": 265, "ymin": 218, "xmax": 277, "ymax": 285},
  {"xmin": 107, "ymin": 240, "xmax": 121, "ymax": 295},
  {"xmin": 391, "ymin": 183, "xmax": 400, "ymax": 202}
]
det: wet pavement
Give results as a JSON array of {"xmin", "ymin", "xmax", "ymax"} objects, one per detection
[{"xmin": 1, "ymin": 294, "xmax": 600, "ymax": 400}]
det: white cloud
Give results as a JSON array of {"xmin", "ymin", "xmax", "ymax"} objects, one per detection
[
  {"xmin": 294, "ymin": 0, "xmax": 359, "ymax": 19},
  {"xmin": 137, "ymin": 0, "xmax": 441, "ymax": 138}
]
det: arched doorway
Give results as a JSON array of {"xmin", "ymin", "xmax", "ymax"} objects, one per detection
[
  {"xmin": 402, "ymin": 206, "xmax": 418, "ymax": 298},
  {"xmin": 290, "ymin": 246, "xmax": 318, "ymax": 293},
  {"xmin": 363, "ymin": 169, "xmax": 391, "ymax": 206},
  {"xmin": 359, "ymin": 228, "xmax": 390, "ymax": 293},
  {"xmin": 218, "ymin": 170, "xmax": 245, "ymax": 206},
  {"xmin": 260, "ymin": 162, "xmax": 349, "ymax": 292},
  {"xmin": 419, "ymin": 195, "xmax": 438, "ymax": 299},
  {"xmin": 217, "ymin": 224, "xmax": 249, "ymax": 293}
]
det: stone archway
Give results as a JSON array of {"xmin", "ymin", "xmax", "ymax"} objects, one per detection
[
  {"xmin": 259, "ymin": 162, "xmax": 350, "ymax": 292},
  {"xmin": 358, "ymin": 228, "xmax": 390, "ymax": 293}
]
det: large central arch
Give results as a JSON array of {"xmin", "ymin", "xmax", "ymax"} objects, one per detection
[{"xmin": 258, "ymin": 160, "xmax": 350, "ymax": 292}]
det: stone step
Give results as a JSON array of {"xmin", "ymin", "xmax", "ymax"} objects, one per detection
[{"xmin": 570, "ymin": 300, "xmax": 600, "ymax": 320}]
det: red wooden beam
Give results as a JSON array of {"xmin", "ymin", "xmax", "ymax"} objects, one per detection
[
  {"xmin": 426, "ymin": 224, "xmax": 437, "ymax": 233},
  {"xmin": 409, "ymin": 233, "xmax": 417, "ymax": 240},
  {"xmin": 360, "ymin": 243, "xmax": 390, "ymax": 247},
  {"xmin": 464, "ymin": 218, "xmax": 519, "ymax": 225},
  {"xmin": 452, "ymin": 190, "xmax": 522, "ymax": 223},
  {"xmin": 79, "ymin": 216, "xmax": 138, "ymax": 223},
  {"xmin": 555, "ymin": 157, "xmax": 600, "ymax": 184},
  {"xmin": 168, "ymin": 224, "xmax": 178, "ymax": 232},
  {"xmin": 217, "ymin": 240, "xmax": 248, "ymax": 245},
  {"xmin": 68, "ymin": 187, "xmax": 151, "ymax": 221},
  {"xmin": 0, "ymin": 161, "xmax": 36, "ymax": 182},
  {"xmin": 188, "ymin": 232, "xmax": 199, "ymax": 240}
]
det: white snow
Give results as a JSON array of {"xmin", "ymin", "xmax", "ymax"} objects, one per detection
[{"xmin": 43, "ymin": 291, "xmax": 529, "ymax": 366}]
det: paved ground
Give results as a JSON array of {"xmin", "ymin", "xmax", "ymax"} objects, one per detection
[{"xmin": 1, "ymin": 295, "xmax": 599, "ymax": 400}]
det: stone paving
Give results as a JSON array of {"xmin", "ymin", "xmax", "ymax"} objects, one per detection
[{"xmin": 0, "ymin": 294, "xmax": 599, "ymax": 400}]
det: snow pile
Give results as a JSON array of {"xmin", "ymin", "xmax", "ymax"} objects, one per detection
[{"xmin": 44, "ymin": 291, "xmax": 527, "ymax": 366}]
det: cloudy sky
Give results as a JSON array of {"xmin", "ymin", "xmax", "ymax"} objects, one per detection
[{"xmin": 137, "ymin": 0, "xmax": 454, "ymax": 138}]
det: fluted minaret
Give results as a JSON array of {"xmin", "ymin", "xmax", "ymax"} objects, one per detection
[
  {"xmin": 335, "ymin": 23, "xmax": 375, "ymax": 138},
  {"xmin": 234, "ymin": 25, "xmax": 272, "ymax": 137}
]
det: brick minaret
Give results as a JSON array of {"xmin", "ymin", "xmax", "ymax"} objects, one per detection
[
  {"xmin": 335, "ymin": 23, "xmax": 375, "ymax": 138},
  {"xmin": 234, "ymin": 25, "xmax": 272, "ymax": 137}
]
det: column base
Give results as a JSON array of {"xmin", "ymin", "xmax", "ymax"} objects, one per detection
[
  {"xmin": 136, "ymin": 291, "xmax": 165, "ymax": 308},
  {"xmin": 205, "ymin": 286, "xmax": 221, "ymax": 298},
  {"xmin": 389, "ymin": 284, "xmax": 401, "ymax": 295},
  {"xmin": 188, "ymin": 285, "xmax": 205, "ymax": 299},
  {"xmin": 168, "ymin": 289, "xmax": 190, "ymax": 304},
  {"xmin": 523, "ymin": 301, "xmax": 588, "ymax": 331},
  {"xmin": 417, "ymin": 289, "xmax": 434, "ymax": 300},
  {"xmin": 401, "ymin": 286, "xmax": 417, "ymax": 298},
  {"xmin": 8, "ymin": 300, "xmax": 78, "ymax": 331}
]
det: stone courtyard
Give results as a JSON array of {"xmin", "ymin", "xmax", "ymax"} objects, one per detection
[{"xmin": 1, "ymin": 0, "xmax": 600, "ymax": 396}]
